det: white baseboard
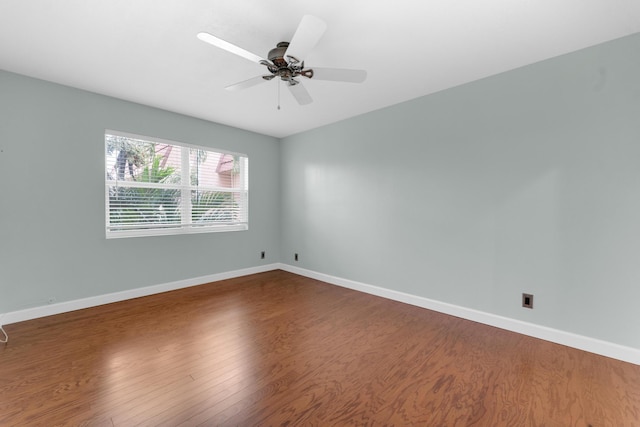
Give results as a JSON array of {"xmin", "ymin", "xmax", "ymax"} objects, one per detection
[
  {"xmin": 279, "ymin": 264, "xmax": 640, "ymax": 366},
  {"xmin": 0, "ymin": 264, "xmax": 280, "ymax": 326},
  {"xmin": 3, "ymin": 262, "xmax": 639, "ymax": 365}
]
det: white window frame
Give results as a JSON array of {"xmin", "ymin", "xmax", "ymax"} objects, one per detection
[{"xmin": 105, "ymin": 130, "xmax": 248, "ymax": 239}]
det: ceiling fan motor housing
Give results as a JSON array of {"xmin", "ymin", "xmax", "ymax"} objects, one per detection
[{"xmin": 268, "ymin": 42, "xmax": 290, "ymax": 68}]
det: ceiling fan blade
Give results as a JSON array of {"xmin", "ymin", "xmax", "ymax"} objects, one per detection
[
  {"xmin": 307, "ymin": 68, "xmax": 367, "ymax": 83},
  {"xmin": 288, "ymin": 81, "xmax": 313, "ymax": 105},
  {"xmin": 285, "ymin": 15, "xmax": 327, "ymax": 62},
  {"xmin": 225, "ymin": 75, "xmax": 270, "ymax": 92},
  {"xmin": 197, "ymin": 32, "xmax": 265, "ymax": 64}
]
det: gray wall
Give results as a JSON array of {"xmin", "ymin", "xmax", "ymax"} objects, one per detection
[
  {"xmin": 2, "ymin": 33, "xmax": 639, "ymax": 351},
  {"xmin": 280, "ymin": 33, "xmax": 640, "ymax": 349},
  {"xmin": 0, "ymin": 70, "xmax": 280, "ymax": 313}
]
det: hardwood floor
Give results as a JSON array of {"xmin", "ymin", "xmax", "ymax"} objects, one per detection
[{"xmin": 1, "ymin": 270, "xmax": 639, "ymax": 426}]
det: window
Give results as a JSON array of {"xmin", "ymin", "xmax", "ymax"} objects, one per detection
[{"xmin": 105, "ymin": 130, "xmax": 248, "ymax": 238}]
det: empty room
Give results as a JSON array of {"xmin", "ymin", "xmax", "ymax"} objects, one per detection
[{"xmin": 1, "ymin": 1, "xmax": 640, "ymax": 425}]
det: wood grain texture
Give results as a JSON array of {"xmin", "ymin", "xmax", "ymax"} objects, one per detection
[{"xmin": 1, "ymin": 270, "xmax": 638, "ymax": 426}]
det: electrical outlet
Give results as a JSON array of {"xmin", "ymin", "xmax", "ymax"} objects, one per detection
[
  {"xmin": 294, "ymin": 253, "xmax": 298, "ymax": 261},
  {"xmin": 261, "ymin": 251, "xmax": 265, "ymax": 259},
  {"xmin": 522, "ymin": 293, "xmax": 533, "ymax": 309},
  {"xmin": 48, "ymin": 297, "xmax": 57, "ymax": 305}
]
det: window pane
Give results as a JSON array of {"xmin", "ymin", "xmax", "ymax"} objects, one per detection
[
  {"xmin": 191, "ymin": 190, "xmax": 237, "ymax": 225},
  {"xmin": 106, "ymin": 135, "xmax": 181, "ymax": 184},
  {"xmin": 189, "ymin": 149, "xmax": 239, "ymax": 189},
  {"xmin": 108, "ymin": 186, "xmax": 181, "ymax": 230}
]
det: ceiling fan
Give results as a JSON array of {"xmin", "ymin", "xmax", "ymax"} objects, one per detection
[{"xmin": 197, "ymin": 15, "xmax": 367, "ymax": 106}]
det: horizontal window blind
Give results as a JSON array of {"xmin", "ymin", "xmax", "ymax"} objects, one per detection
[{"xmin": 105, "ymin": 131, "xmax": 248, "ymax": 238}]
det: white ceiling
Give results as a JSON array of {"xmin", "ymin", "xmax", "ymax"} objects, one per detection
[{"xmin": 1, "ymin": 1, "xmax": 639, "ymax": 138}]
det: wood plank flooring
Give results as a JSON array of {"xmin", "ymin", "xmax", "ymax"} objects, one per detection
[{"xmin": 1, "ymin": 270, "xmax": 639, "ymax": 426}]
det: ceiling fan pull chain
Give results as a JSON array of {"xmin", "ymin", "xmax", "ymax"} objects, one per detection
[{"xmin": 277, "ymin": 79, "xmax": 281, "ymax": 110}]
